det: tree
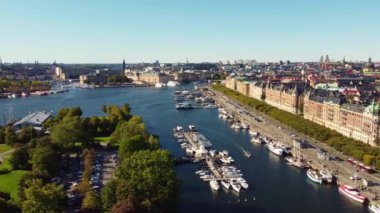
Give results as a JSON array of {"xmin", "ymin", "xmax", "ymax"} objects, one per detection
[
  {"xmin": 4, "ymin": 127, "xmax": 17, "ymax": 146},
  {"xmin": 118, "ymin": 135, "xmax": 147, "ymax": 159},
  {"xmin": 101, "ymin": 180, "xmax": 118, "ymax": 211},
  {"xmin": 81, "ymin": 190, "xmax": 101, "ymax": 212},
  {"xmin": 51, "ymin": 116, "xmax": 88, "ymax": 149},
  {"xmin": 17, "ymin": 126, "xmax": 36, "ymax": 144},
  {"xmin": 116, "ymin": 150, "xmax": 179, "ymax": 212},
  {"xmin": 21, "ymin": 179, "xmax": 66, "ymax": 213},
  {"xmin": 111, "ymin": 198, "xmax": 136, "ymax": 213},
  {"xmin": 31, "ymin": 147, "xmax": 60, "ymax": 176},
  {"xmin": 0, "ymin": 126, "xmax": 5, "ymax": 144},
  {"xmin": 363, "ymin": 154, "xmax": 376, "ymax": 166},
  {"xmin": 9, "ymin": 146, "xmax": 30, "ymax": 170},
  {"xmin": 18, "ymin": 172, "xmax": 51, "ymax": 202}
]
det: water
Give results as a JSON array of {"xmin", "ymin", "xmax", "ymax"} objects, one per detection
[{"xmin": 0, "ymin": 86, "xmax": 368, "ymax": 213}]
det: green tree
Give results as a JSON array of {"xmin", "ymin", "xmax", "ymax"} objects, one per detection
[
  {"xmin": 31, "ymin": 147, "xmax": 60, "ymax": 176},
  {"xmin": 51, "ymin": 116, "xmax": 88, "ymax": 149},
  {"xmin": 21, "ymin": 179, "xmax": 66, "ymax": 213},
  {"xmin": 118, "ymin": 135, "xmax": 147, "ymax": 159},
  {"xmin": 116, "ymin": 150, "xmax": 179, "ymax": 212},
  {"xmin": 4, "ymin": 127, "xmax": 17, "ymax": 146},
  {"xmin": 101, "ymin": 180, "xmax": 118, "ymax": 211},
  {"xmin": 9, "ymin": 146, "xmax": 30, "ymax": 170},
  {"xmin": 17, "ymin": 126, "xmax": 36, "ymax": 144},
  {"xmin": 363, "ymin": 154, "xmax": 376, "ymax": 166},
  {"xmin": 0, "ymin": 126, "xmax": 5, "ymax": 144},
  {"xmin": 18, "ymin": 172, "xmax": 51, "ymax": 202},
  {"xmin": 81, "ymin": 190, "xmax": 101, "ymax": 212}
]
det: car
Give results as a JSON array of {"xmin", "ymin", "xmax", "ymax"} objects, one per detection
[{"xmin": 350, "ymin": 175, "xmax": 361, "ymax": 180}]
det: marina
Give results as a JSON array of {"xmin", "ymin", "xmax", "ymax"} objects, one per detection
[{"xmin": 0, "ymin": 85, "xmax": 368, "ymax": 213}]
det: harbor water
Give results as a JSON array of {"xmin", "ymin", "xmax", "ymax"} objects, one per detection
[{"xmin": 0, "ymin": 86, "xmax": 368, "ymax": 213}]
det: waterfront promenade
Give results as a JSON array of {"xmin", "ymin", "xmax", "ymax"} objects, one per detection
[{"xmin": 209, "ymin": 87, "xmax": 380, "ymax": 203}]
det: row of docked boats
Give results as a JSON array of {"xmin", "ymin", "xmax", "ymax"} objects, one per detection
[
  {"xmin": 248, "ymin": 128, "xmax": 380, "ymax": 209},
  {"xmin": 218, "ymin": 108, "xmax": 249, "ymax": 130},
  {"xmin": 173, "ymin": 125, "xmax": 249, "ymax": 194}
]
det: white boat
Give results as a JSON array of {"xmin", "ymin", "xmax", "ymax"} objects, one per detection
[
  {"xmin": 267, "ymin": 142, "xmax": 283, "ymax": 156},
  {"xmin": 154, "ymin": 83, "xmax": 166, "ymax": 88},
  {"xmin": 229, "ymin": 179, "xmax": 241, "ymax": 193},
  {"xmin": 320, "ymin": 170, "xmax": 334, "ymax": 184},
  {"xmin": 167, "ymin": 80, "xmax": 180, "ymax": 87},
  {"xmin": 195, "ymin": 170, "xmax": 206, "ymax": 175},
  {"xmin": 209, "ymin": 180, "xmax": 220, "ymax": 191},
  {"xmin": 338, "ymin": 184, "xmax": 367, "ymax": 204},
  {"xmin": 249, "ymin": 131, "xmax": 259, "ymax": 137},
  {"xmin": 242, "ymin": 150, "xmax": 251, "ymax": 158},
  {"xmin": 175, "ymin": 102, "xmax": 192, "ymax": 110},
  {"xmin": 369, "ymin": 204, "xmax": 380, "ymax": 213},
  {"xmin": 231, "ymin": 123, "xmax": 242, "ymax": 129},
  {"xmin": 251, "ymin": 137, "xmax": 263, "ymax": 144},
  {"xmin": 221, "ymin": 180, "xmax": 230, "ymax": 189},
  {"xmin": 241, "ymin": 123, "xmax": 249, "ymax": 129},
  {"xmin": 285, "ymin": 157, "xmax": 309, "ymax": 169},
  {"xmin": 307, "ymin": 169, "xmax": 323, "ymax": 184},
  {"xmin": 188, "ymin": 125, "xmax": 197, "ymax": 131},
  {"xmin": 236, "ymin": 177, "xmax": 249, "ymax": 189}
]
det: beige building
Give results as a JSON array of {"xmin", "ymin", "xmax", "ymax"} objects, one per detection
[
  {"xmin": 125, "ymin": 71, "xmax": 173, "ymax": 85},
  {"xmin": 265, "ymin": 84, "xmax": 302, "ymax": 114},
  {"xmin": 303, "ymin": 90, "xmax": 380, "ymax": 146},
  {"xmin": 249, "ymin": 81, "xmax": 265, "ymax": 101}
]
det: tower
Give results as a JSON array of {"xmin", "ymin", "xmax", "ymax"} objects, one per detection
[
  {"xmin": 325, "ymin": 55, "xmax": 330, "ymax": 64},
  {"xmin": 122, "ymin": 59, "xmax": 126, "ymax": 75},
  {"xmin": 319, "ymin": 55, "xmax": 324, "ymax": 64}
]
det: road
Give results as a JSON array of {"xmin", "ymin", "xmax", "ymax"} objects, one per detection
[{"xmin": 208, "ymin": 87, "xmax": 380, "ymax": 203}]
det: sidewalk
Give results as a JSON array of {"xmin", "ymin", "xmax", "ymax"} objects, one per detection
[{"xmin": 209, "ymin": 87, "xmax": 380, "ymax": 204}]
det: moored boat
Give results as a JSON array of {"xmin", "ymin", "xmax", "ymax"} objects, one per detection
[
  {"xmin": 369, "ymin": 204, "xmax": 380, "ymax": 213},
  {"xmin": 209, "ymin": 180, "xmax": 220, "ymax": 191},
  {"xmin": 267, "ymin": 142, "xmax": 283, "ymax": 156},
  {"xmin": 221, "ymin": 180, "xmax": 230, "ymax": 189},
  {"xmin": 307, "ymin": 169, "xmax": 323, "ymax": 184},
  {"xmin": 236, "ymin": 177, "xmax": 249, "ymax": 189},
  {"xmin": 338, "ymin": 184, "xmax": 367, "ymax": 204},
  {"xmin": 229, "ymin": 179, "xmax": 241, "ymax": 193},
  {"xmin": 320, "ymin": 170, "xmax": 334, "ymax": 184}
]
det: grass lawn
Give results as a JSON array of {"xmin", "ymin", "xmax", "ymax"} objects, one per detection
[
  {"xmin": 0, "ymin": 144, "xmax": 13, "ymax": 154},
  {"xmin": 95, "ymin": 136, "xmax": 111, "ymax": 145},
  {"xmin": 0, "ymin": 170, "xmax": 28, "ymax": 200},
  {"xmin": 0, "ymin": 154, "xmax": 11, "ymax": 170}
]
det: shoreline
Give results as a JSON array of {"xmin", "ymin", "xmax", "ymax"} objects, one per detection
[{"xmin": 208, "ymin": 86, "xmax": 380, "ymax": 206}]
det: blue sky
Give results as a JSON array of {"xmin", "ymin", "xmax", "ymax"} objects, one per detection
[{"xmin": 0, "ymin": 0, "xmax": 379, "ymax": 63}]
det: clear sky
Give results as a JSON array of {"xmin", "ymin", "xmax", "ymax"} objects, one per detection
[{"xmin": 0, "ymin": 0, "xmax": 379, "ymax": 63}]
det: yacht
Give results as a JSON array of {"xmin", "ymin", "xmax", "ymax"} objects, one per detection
[
  {"xmin": 285, "ymin": 157, "xmax": 309, "ymax": 169},
  {"xmin": 306, "ymin": 169, "xmax": 323, "ymax": 184},
  {"xmin": 209, "ymin": 180, "xmax": 220, "ymax": 191},
  {"xmin": 221, "ymin": 180, "xmax": 230, "ymax": 189},
  {"xmin": 175, "ymin": 102, "xmax": 192, "ymax": 110},
  {"xmin": 251, "ymin": 137, "xmax": 263, "ymax": 144},
  {"xmin": 229, "ymin": 179, "xmax": 241, "ymax": 193},
  {"xmin": 267, "ymin": 142, "xmax": 283, "ymax": 156},
  {"xmin": 155, "ymin": 83, "xmax": 166, "ymax": 88},
  {"xmin": 249, "ymin": 131, "xmax": 259, "ymax": 137},
  {"xmin": 173, "ymin": 94, "xmax": 185, "ymax": 101},
  {"xmin": 241, "ymin": 123, "xmax": 249, "ymax": 129},
  {"xmin": 167, "ymin": 80, "xmax": 180, "ymax": 87},
  {"xmin": 320, "ymin": 170, "xmax": 334, "ymax": 184},
  {"xmin": 236, "ymin": 177, "xmax": 249, "ymax": 189},
  {"xmin": 188, "ymin": 125, "xmax": 197, "ymax": 132},
  {"xmin": 369, "ymin": 204, "xmax": 380, "ymax": 213},
  {"xmin": 242, "ymin": 149, "xmax": 251, "ymax": 158},
  {"xmin": 338, "ymin": 184, "xmax": 367, "ymax": 204},
  {"xmin": 231, "ymin": 123, "xmax": 242, "ymax": 129}
]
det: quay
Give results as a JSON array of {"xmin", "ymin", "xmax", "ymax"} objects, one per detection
[{"xmin": 208, "ymin": 86, "xmax": 380, "ymax": 206}]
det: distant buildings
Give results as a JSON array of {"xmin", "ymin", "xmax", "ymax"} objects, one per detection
[
  {"xmin": 224, "ymin": 62, "xmax": 380, "ymax": 146},
  {"xmin": 13, "ymin": 111, "xmax": 51, "ymax": 133}
]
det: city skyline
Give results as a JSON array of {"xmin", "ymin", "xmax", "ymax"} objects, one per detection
[{"xmin": 0, "ymin": 0, "xmax": 379, "ymax": 63}]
